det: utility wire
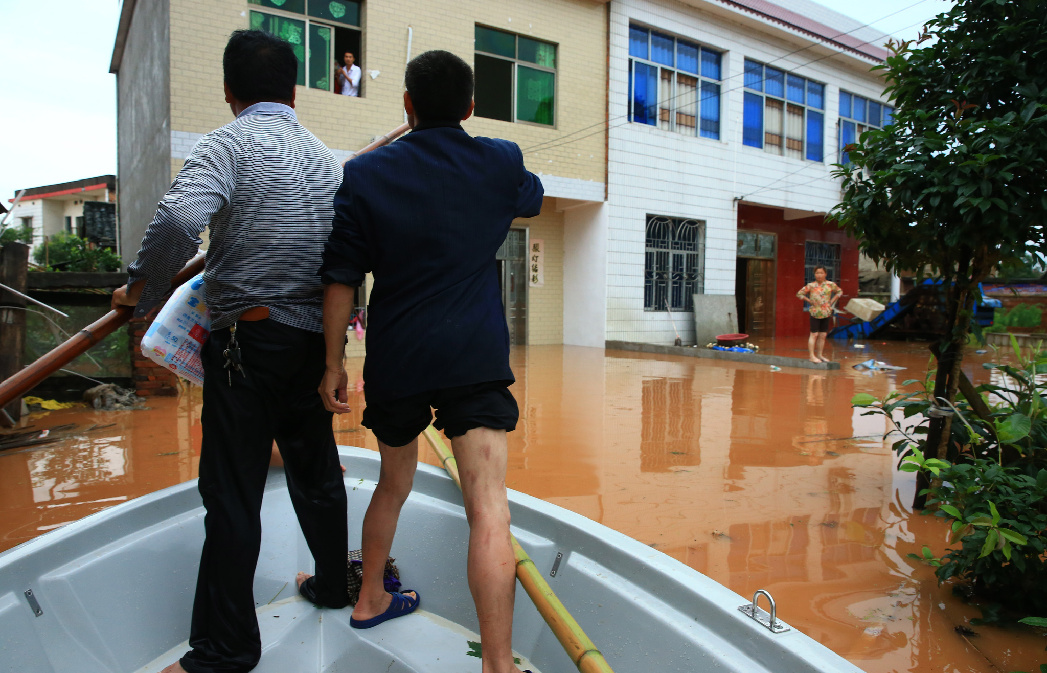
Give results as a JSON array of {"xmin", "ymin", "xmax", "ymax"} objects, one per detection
[{"xmin": 521, "ymin": 0, "xmax": 934, "ymax": 156}]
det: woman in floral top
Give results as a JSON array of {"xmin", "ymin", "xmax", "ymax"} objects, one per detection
[{"xmin": 796, "ymin": 266, "xmax": 843, "ymax": 363}]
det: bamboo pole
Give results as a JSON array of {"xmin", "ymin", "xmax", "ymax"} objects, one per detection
[
  {"xmin": 421, "ymin": 426, "xmax": 615, "ymax": 673},
  {"xmin": 0, "ymin": 123, "xmax": 412, "ymax": 411}
]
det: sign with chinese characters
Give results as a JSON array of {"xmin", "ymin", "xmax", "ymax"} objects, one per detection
[{"xmin": 529, "ymin": 239, "xmax": 544, "ymax": 287}]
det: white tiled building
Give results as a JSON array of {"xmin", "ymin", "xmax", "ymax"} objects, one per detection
[
  {"xmin": 5, "ymin": 176, "xmax": 118, "ymax": 258},
  {"xmin": 601, "ymin": 0, "xmax": 893, "ymax": 344}
]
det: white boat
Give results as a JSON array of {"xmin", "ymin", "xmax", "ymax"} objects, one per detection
[{"xmin": 0, "ymin": 447, "xmax": 865, "ymax": 673}]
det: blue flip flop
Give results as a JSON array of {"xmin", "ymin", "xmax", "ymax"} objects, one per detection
[{"xmin": 349, "ymin": 590, "xmax": 421, "ymax": 629}]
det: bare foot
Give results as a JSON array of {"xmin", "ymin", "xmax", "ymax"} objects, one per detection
[
  {"xmin": 160, "ymin": 662, "xmax": 188, "ymax": 673},
  {"xmin": 809, "ymin": 357, "xmax": 821, "ymax": 363},
  {"xmin": 296, "ymin": 571, "xmax": 311, "ymax": 590},
  {"xmin": 351, "ymin": 589, "xmax": 418, "ymax": 622},
  {"xmin": 819, "ymin": 356, "xmax": 831, "ymax": 363}
]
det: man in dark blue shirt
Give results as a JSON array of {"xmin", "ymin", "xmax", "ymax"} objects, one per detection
[{"xmin": 317, "ymin": 50, "xmax": 543, "ymax": 673}]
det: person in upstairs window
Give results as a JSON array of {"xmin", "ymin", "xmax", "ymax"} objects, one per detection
[{"xmin": 336, "ymin": 51, "xmax": 361, "ymax": 97}]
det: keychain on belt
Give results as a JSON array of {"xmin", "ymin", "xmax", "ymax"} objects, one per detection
[{"xmin": 223, "ymin": 323, "xmax": 245, "ymax": 386}]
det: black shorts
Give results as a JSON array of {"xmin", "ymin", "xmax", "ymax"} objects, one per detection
[
  {"xmin": 810, "ymin": 316, "xmax": 831, "ymax": 333},
  {"xmin": 362, "ymin": 380, "xmax": 519, "ymax": 447}
]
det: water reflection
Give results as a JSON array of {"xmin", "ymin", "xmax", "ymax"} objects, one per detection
[{"xmin": 0, "ymin": 339, "xmax": 1042, "ymax": 672}]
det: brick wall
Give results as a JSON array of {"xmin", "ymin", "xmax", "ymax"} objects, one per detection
[
  {"xmin": 128, "ymin": 317, "xmax": 181, "ymax": 397},
  {"xmin": 523, "ymin": 209, "xmax": 565, "ymax": 345},
  {"xmin": 169, "ymin": 0, "xmax": 607, "ymax": 184}
]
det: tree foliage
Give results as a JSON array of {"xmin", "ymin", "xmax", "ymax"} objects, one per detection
[
  {"xmin": 32, "ymin": 233, "xmax": 122, "ymax": 272},
  {"xmin": 832, "ymin": 0, "xmax": 1047, "ymax": 278},
  {"xmin": 833, "ymin": 0, "xmax": 1047, "ymax": 505},
  {"xmin": 0, "ymin": 223, "xmax": 32, "ymax": 245}
]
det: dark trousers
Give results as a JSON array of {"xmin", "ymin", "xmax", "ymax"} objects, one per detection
[{"xmin": 181, "ymin": 319, "xmax": 348, "ymax": 673}]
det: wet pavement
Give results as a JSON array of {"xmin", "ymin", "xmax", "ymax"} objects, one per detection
[{"xmin": 1, "ymin": 338, "xmax": 1044, "ymax": 672}]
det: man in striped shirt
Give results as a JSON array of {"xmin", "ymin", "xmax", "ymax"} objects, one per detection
[{"xmin": 113, "ymin": 30, "xmax": 348, "ymax": 673}]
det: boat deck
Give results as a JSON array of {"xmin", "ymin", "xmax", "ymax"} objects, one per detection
[{"xmin": 0, "ymin": 447, "xmax": 864, "ymax": 673}]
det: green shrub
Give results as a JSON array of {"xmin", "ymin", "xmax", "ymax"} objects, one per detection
[
  {"xmin": 33, "ymin": 233, "xmax": 122, "ymax": 272},
  {"xmin": 987, "ymin": 304, "xmax": 1043, "ymax": 333},
  {"xmin": 852, "ymin": 336, "xmax": 1047, "ymax": 619},
  {"xmin": 0, "ymin": 223, "xmax": 33, "ymax": 245}
]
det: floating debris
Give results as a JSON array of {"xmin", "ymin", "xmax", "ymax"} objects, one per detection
[
  {"xmin": 853, "ymin": 359, "xmax": 906, "ymax": 372},
  {"xmin": 24, "ymin": 396, "xmax": 83, "ymax": 411},
  {"xmin": 83, "ymin": 384, "xmax": 143, "ymax": 411}
]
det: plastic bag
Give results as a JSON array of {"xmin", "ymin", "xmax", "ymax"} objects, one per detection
[{"xmin": 140, "ymin": 273, "xmax": 210, "ymax": 385}]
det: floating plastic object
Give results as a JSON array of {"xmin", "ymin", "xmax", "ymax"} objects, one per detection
[
  {"xmin": 854, "ymin": 344, "xmax": 866, "ymax": 349},
  {"xmin": 770, "ymin": 365, "xmax": 782, "ymax": 372},
  {"xmin": 975, "ymin": 349, "xmax": 988, "ymax": 354},
  {"xmin": 141, "ymin": 273, "xmax": 209, "ymax": 385},
  {"xmin": 711, "ymin": 345, "xmax": 754, "ymax": 353},
  {"xmin": 852, "ymin": 359, "xmax": 906, "ymax": 372}
]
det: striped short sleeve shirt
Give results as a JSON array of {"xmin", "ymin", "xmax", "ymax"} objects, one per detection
[{"xmin": 127, "ymin": 102, "xmax": 342, "ymax": 332}]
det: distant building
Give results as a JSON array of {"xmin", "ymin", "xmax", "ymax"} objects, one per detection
[
  {"xmin": 110, "ymin": 0, "xmax": 608, "ymax": 351},
  {"xmin": 110, "ymin": 0, "xmax": 894, "ymax": 347},
  {"xmin": 606, "ymin": 0, "xmax": 891, "ymax": 342},
  {"xmin": 6, "ymin": 175, "xmax": 118, "ymax": 256}
]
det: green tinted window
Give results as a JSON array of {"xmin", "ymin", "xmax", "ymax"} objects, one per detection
[
  {"xmin": 518, "ymin": 37, "xmax": 555, "ymax": 69},
  {"xmin": 475, "ymin": 26, "xmax": 515, "ymax": 58},
  {"xmin": 308, "ymin": 24, "xmax": 332, "ymax": 90},
  {"xmin": 516, "ymin": 66, "xmax": 554, "ymax": 125},
  {"xmin": 248, "ymin": 0, "xmax": 305, "ymax": 14},
  {"xmin": 308, "ymin": 0, "xmax": 360, "ymax": 27},
  {"xmin": 250, "ymin": 12, "xmax": 306, "ymax": 86}
]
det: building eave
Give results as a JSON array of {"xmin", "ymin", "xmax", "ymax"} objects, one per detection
[{"xmin": 110, "ymin": 0, "xmax": 139, "ymax": 74}]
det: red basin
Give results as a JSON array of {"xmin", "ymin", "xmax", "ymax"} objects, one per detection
[{"xmin": 715, "ymin": 333, "xmax": 749, "ymax": 346}]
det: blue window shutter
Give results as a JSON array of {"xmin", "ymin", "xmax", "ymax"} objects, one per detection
[
  {"xmin": 744, "ymin": 60, "xmax": 763, "ymax": 91},
  {"xmin": 840, "ymin": 120, "xmax": 856, "ymax": 163},
  {"xmin": 743, "ymin": 91, "xmax": 763, "ymax": 147},
  {"xmin": 632, "ymin": 62, "xmax": 658, "ymax": 126},
  {"xmin": 700, "ymin": 81, "xmax": 720, "ymax": 139},
  {"xmin": 806, "ymin": 110, "xmax": 824, "ymax": 161}
]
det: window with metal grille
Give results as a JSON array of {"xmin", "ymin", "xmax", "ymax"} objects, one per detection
[
  {"xmin": 742, "ymin": 59, "xmax": 824, "ymax": 161},
  {"xmin": 803, "ymin": 241, "xmax": 841, "ymax": 285},
  {"xmin": 644, "ymin": 215, "xmax": 704, "ymax": 312},
  {"xmin": 838, "ymin": 91, "xmax": 894, "ymax": 164},
  {"xmin": 628, "ymin": 25, "xmax": 722, "ymax": 139}
]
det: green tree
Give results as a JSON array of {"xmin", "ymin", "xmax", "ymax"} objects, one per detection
[
  {"xmin": 32, "ymin": 233, "xmax": 122, "ymax": 272},
  {"xmin": 832, "ymin": 0, "xmax": 1047, "ymax": 505},
  {"xmin": 0, "ymin": 223, "xmax": 33, "ymax": 245}
]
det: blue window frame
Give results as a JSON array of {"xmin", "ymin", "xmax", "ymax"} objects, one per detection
[
  {"xmin": 742, "ymin": 59, "xmax": 824, "ymax": 161},
  {"xmin": 838, "ymin": 91, "xmax": 893, "ymax": 163},
  {"xmin": 628, "ymin": 25, "xmax": 722, "ymax": 140}
]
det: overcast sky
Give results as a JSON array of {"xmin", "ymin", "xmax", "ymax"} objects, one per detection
[{"xmin": 0, "ymin": 0, "xmax": 953, "ymax": 207}]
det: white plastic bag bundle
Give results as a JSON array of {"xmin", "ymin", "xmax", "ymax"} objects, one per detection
[{"xmin": 140, "ymin": 273, "xmax": 210, "ymax": 385}]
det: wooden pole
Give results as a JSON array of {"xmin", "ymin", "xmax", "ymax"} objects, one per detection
[
  {"xmin": 0, "ymin": 255, "xmax": 205, "ymax": 411},
  {"xmin": 0, "ymin": 242, "xmax": 30, "ymax": 424},
  {"xmin": 422, "ymin": 426, "xmax": 615, "ymax": 673}
]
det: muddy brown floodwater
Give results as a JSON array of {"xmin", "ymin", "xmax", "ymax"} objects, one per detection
[{"xmin": 1, "ymin": 338, "xmax": 1044, "ymax": 672}]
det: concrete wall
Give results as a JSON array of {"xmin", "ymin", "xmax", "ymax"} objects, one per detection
[
  {"xmin": 117, "ymin": 0, "xmax": 171, "ymax": 263},
  {"xmin": 523, "ymin": 205, "xmax": 565, "ymax": 346},
  {"xmin": 605, "ymin": 0, "xmax": 889, "ymax": 345},
  {"xmin": 564, "ymin": 202, "xmax": 608, "ymax": 347}
]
